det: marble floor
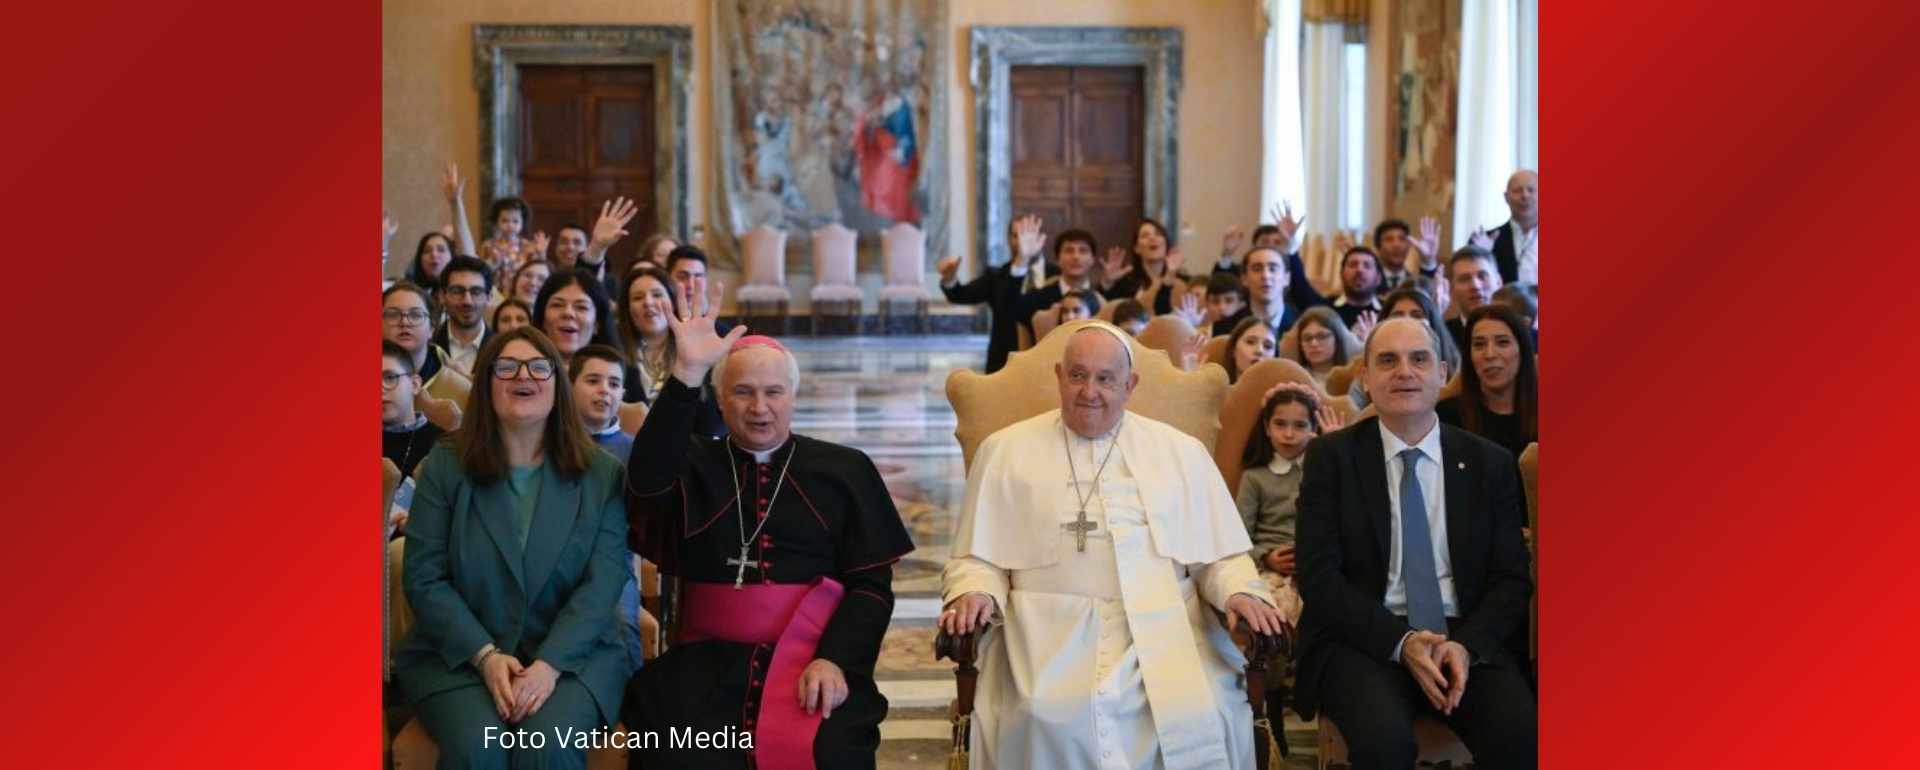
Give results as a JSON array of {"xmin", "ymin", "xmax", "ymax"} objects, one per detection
[{"xmin": 784, "ymin": 335, "xmax": 1323, "ymax": 769}]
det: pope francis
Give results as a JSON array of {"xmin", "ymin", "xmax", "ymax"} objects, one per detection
[{"xmin": 940, "ymin": 323, "xmax": 1286, "ymax": 769}]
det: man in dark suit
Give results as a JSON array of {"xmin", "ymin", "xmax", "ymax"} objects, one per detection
[
  {"xmin": 1212, "ymin": 220, "xmax": 1330, "ymax": 311},
  {"xmin": 1445, "ymin": 247, "xmax": 1504, "ymax": 357},
  {"xmin": 430, "ymin": 256, "xmax": 492, "ymax": 376},
  {"xmin": 1215, "ymin": 246, "xmax": 1300, "ymax": 337},
  {"xmin": 665, "ymin": 246, "xmax": 734, "ymax": 336},
  {"xmin": 1010, "ymin": 228, "xmax": 1101, "ymax": 339},
  {"xmin": 938, "ymin": 214, "xmax": 1059, "ymax": 373},
  {"xmin": 1294, "ymin": 317, "xmax": 1537, "ymax": 769},
  {"xmin": 1486, "ymin": 170, "xmax": 1538, "ymax": 285}
]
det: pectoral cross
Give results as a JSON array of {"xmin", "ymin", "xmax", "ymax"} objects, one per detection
[
  {"xmin": 1063, "ymin": 508, "xmax": 1098, "ymax": 553},
  {"xmin": 727, "ymin": 546, "xmax": 759, "ymax": 590}
]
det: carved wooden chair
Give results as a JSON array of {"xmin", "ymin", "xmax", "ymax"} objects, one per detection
[
  {"xmin": 421, "ymin": 360, "xmax": 472, "ymax": 408},
  {"xmin": 938, "ymin": 319, "xmax": 1294, "ymax": 768},
  {"xmin": 1203, "ymin": 334, "xmax": 1230, "ymax": 368},
  {"xmin": 1323, "ymin": 360, "xmax": 1362, "ymax": 399},
  {"xmin": 617, "ymin": 402, "xmax": 649, "ymax": 436},
  {"xmin": 1028, "ymin": 307, "xmax": 1060, "ymax": 346}
]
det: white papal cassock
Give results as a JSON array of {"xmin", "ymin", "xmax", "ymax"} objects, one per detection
[{"xmin": 943, "ymin": 409, "xmax": 1275, "ymax": 770}]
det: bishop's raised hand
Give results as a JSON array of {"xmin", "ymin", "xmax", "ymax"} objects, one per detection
[{"xmin": 667, "ymin": 280, "xmax": 748, "ymax": 386}]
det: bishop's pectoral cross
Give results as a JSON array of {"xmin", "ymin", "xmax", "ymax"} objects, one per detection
[
  {"xmin": 727, "ymin": 546, "xmax": 759, "ymax": 590},
  {"xmin": 1063, "ymin": 508, "xmax": 1098, "ymax": 553}
]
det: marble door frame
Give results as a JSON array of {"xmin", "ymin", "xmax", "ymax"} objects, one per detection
[
  {"xmin": 968, "ymin": 26, "xmax": 1182, "ymax": 267},
  {"xmin": 471, "ymin": 24, "xmax": 693, "ymax": 241}
]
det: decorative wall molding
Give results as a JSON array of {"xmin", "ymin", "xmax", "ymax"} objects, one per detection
[
  {"xmin": 969, "ymin": 26, "xmax": 1182, "ymax": 266},
  {"xmin": 472, "ymin": 24, "xmax": 693, "ymax": 240}
]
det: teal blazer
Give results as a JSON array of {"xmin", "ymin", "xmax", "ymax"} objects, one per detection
[{"xmin": 394, "ymin": 443, "xmax": 632, "ymax": 724}]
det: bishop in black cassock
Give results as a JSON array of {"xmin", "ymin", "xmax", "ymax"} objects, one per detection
[{"xmin": 620, "ymin": 316, "xmax": 913, "ymax": 770}]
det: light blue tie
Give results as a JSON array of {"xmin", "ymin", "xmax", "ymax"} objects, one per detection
[{"xmin": 1399, "ymin": 448, "xmax": 1447, "ymax": 633}]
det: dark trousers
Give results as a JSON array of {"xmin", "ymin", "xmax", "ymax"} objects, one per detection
[{"xmin": 1316, "ymin": 638, "xmax": 1537, "ymax": 770}]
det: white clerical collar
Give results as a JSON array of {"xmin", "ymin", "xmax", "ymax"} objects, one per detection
[
  {"xmin": 1378, "ymin": 418, "xmax": 1442, "ymax": 465},
  {"xmin": 1267, "ymin": 454, "xmax": 1298, "ymax": 475},
  {"xmin": 731, "ymin": 439, "xmax": 783, "ymax": 464}
]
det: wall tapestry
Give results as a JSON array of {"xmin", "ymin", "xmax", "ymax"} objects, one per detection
[{"xmin": 713, "ymin": 0, "xmax": 947, "ymax": 267}]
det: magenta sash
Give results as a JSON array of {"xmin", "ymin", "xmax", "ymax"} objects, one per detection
[{"xmin": 681, "ymin": 578, "xmax": 845, "ymax": 770}]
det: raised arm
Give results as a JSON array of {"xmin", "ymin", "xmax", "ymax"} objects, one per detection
[
  {"xmin": 627, "ymin": 279, "xmax": 748, "ymax": 496},
  {"xmin": 442, "ymin": 161, "xmax": 477, "ymax": 258},
  {"xmin": 582, "ymin": 196, "xmax": 639, "ymax": 271},
  {"xmin": 937, "ymin": 255, "xmax": 993, "ymax": 304}
]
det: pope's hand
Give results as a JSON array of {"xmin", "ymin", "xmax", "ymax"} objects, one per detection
[
  {"xmin": 1225, "ymin": 592, "xmax": 1285, "ymax": 637},
  {"xmin": 939, "ymin": 592, "xmax": 996, "ymax": 635}
]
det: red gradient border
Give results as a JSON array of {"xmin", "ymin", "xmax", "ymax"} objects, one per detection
[
  {"xmin": 2, "ymin": 0, "xmax": 1916, "ymax": 767},
  {"xmin": 1544, "ymin": 0, "xmax": 1920, "ymax": 766},
  {"xmin": 0, "ymin": 1, "xmax": 378, "ymax": 767}
]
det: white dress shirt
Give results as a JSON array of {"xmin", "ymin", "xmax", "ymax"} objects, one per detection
[
  {"xmin": 1021, "ymin": 255, "xmax": 1047, "ymax": 292},
  {"xmin": 1510, "ymin": 221, "xmax": 1538, "ymax": 285},
  {"xmin": 1379, "ymin": 419, "xmax": 1458, "ymax": 619},
  {"xmin": 444, "ymin": 326, "xmax": 485, "ymax": 376}
]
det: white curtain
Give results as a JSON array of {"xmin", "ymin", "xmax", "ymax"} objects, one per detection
[
  {"xmin": 1260, "ymin": 0, "xmax": 1306, "ymax": 226},
  {"xmin": 1302, "ymin": 21, "xmax": 1364, "ymax": 233},
  {"xmin": 1453, "ymin": 0, "xmax": 1539, "ymax": 246}
]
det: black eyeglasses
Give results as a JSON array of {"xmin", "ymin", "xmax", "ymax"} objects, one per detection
[
  {"xmin": 381, "ymin": 371, "xmax": 409, "ymax": 390},
  {"xmin": 383, "ymin": 308, "xmax": 430, "ymax": 325},
  {"xmin": 492, "ymin": 357, "xmax": 557, "ymax": 381},
  {"xmin": 443, "ymin": 286, "xmax": 490, "ymax": 299}
]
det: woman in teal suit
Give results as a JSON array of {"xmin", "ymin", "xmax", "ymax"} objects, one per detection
[{"xmin": 395, "ymin": 325, "xmax": 632, "ymax": 769}]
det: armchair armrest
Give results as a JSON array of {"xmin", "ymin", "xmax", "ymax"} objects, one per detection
[{"xmin": 934, "ymin": 630, "xmax": 979, "ymax": 716}]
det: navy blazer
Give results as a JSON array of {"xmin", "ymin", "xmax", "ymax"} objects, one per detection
[
  {"xmin": 1292, "ymin": 417, "xmax": 1532, "ymax": 720},
  {"xmin": 394, "ymin": 443, "xmax": 633, "ymax": 725}
]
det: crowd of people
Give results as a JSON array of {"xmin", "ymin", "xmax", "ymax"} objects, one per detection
[{"xmin": 379, "ymin": 159, "xmax": 1542, "ymax": 768}]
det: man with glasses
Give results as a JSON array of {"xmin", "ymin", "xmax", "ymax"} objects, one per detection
[
  {"xmin": 381, "ymin": 340, "xmax": 445, "ymax": 479},
  {"xmin": 382, "ymin": 339, "xmax": 445, "ymax": 539},
  {"xmin": 432, "ymin": 256, "xmax": 493, "ymax": 375}
]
